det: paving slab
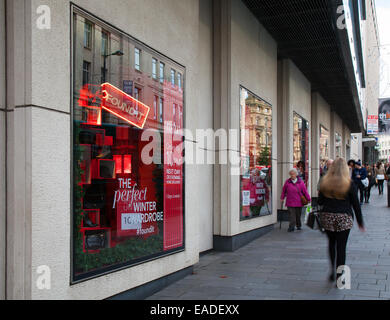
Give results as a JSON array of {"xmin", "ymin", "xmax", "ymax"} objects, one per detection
[{"xmin": 148, "ymin": 187, "xmax": 390, "ymax": 300}]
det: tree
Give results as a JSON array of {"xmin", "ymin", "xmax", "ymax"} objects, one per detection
[{"xmin": 257, "ymin": 146, "xmax": 270, "ymax": 166}]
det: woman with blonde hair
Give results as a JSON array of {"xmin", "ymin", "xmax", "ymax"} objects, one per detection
[{"xmin": 319, "ymin": 158, "xmax": 365, "ymax": 284}]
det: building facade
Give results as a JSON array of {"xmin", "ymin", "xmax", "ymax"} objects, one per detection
[{"xmin": 0, "ymin": 0, "xmax": 379, "ymax": 299}]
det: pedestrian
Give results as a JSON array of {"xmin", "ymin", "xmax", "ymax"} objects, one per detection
[
  {"xmin": 364, "ymin": 164, "xmax": 375, "ymax": 203},
  {"xmin": 347, "ymin": 159, "xmax": 356, "ymax": 180},
  {"xmin": 318, "ymin": 158, "xmax": 365, "ymax": 284},
  {"xmin": 297, "ymin": 160, "xmax": 305, "ymax": 182},
  {"xmin": 353, "ymin": 161, "xmax": 367, "ymax": 205},
  {"xmin": 280, "ymin": 168, "xmax": 311, "ymax": 232},
  {"xmin": 375, "ymin": 162, "xmax": 386, "ymax": 195}
]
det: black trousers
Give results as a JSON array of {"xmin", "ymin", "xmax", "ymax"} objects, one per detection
[
  {"xmin": 364, "ymin": 185, "xmax": 372, "ymax": 202},
  {"xmin": 326, "ymin": 229, "xmax": 350, "ymax": 274},
  {"xmin": 378, "ymin": 179, "xmax": 384, "ymax": 194},
  {"xmin": 357, "ymin": 183, "xmax": 365, "ymax": 203}
]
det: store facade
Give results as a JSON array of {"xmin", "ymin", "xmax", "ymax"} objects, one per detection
[{"xmin": 1, "ymin": 0, "xmax": 377, "ymax": 300}]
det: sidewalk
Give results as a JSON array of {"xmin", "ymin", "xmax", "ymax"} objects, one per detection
[{"xmin": 148, "ymin": 185, "xmax": 390, "ymax": 300}]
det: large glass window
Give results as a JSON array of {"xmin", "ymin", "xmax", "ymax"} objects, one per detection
[
  {"xmin": 293, "ymin": 112, "xmax": 309, "ymax": 186},
  {"xmin": 72, "ymin": 9, "xmax": 185, "ymax": 282},
  {"xmin": 319, "ymin": 125, "xmax": 330, "ymax": 176},
  {"xmin": 240, "ymin": 87, "xmax": 272, "ymax": 220},
  {"xmin": 335, "ymin": 132, "xmax": 342, "ymax": 158}
]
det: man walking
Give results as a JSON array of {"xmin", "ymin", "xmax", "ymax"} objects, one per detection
[{"xmin": 353, "ymin": 161, "xmax": 367, "ymax": 205}]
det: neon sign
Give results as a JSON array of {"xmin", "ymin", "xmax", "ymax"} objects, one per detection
[
  {"xmin": 101, "ymin": 83, "xmax": 150, "ymax": 129},
  {"xmin": 78, "ymin": 83, "xmax": 150, "ymax": 129}
]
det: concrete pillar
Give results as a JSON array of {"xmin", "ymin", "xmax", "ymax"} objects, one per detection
[
  {"xmin": 213, "ymin": 0, "xmax": 231, "ymax": 236},
  {"xmin": 277, "ymin": 59, "xmax": 293, "ymax": 193},
  {"xmin": 330, "ymin": 111, "xmax": 335, "ymax": 160},
  {"xmin": 5, "ymin": 0, "xmax": 33, "ymax": 300},
  {"xmin": 311, "ymin": 93, "xmax": 320, "ymax": 196},
  {"xmin": 0, "ymin": 0, "xmax": 5, "ymax": 301}
]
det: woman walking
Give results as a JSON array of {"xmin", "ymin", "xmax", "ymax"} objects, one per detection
[
  {"xmin": 318, "ymin": 158, "xmax": 365, "ymax": 283},
  {"xmin": 375, "ymin": 162, "xmax": 386, "ymax": 195},
  {"xmin": 281, "ymin": 168, "xmax": 311, "ymax": 232},
  {"xmin": 364, "ymin": 164, "xmax": 376, "ymax": 203}
]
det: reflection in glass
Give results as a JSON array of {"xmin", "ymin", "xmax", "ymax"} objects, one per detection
[
  {"xmin": 335, "ymin": 132, "xmax": 342, "ymax": 158},
  {"xmin": 320, "ymin": 125, "xmax": 330, "ymax": 175},
  {"xmin": 240, "ymin": 87, "xmax": 272, "ymax": 220},
  {"xmin": 293, "ymin": 113, "xmax": 309, "ymax": 186}
]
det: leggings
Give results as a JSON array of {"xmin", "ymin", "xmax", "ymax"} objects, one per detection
[
  {"xmin": 378, "ymin": 180, "xmax": 384, "ymax": 194},
  {"xmin": 326, "ymin": 229, "xmax": 350, "ymax": 274}
]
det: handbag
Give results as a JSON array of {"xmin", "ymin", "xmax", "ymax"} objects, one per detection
[
  {"xmin": 85, "ymin": 233, "xmax": 106, "ymax": 250},
  {"xmin": 306, "ymin": 209, "xmax": 325, "ymax": 233},
  {"xmin": 361, "ymin": 177, "xmax": 369, "ymax": 188},
  {"xmin": 293, "ymin": 182, "xmax": 309, "ymax": 206}
]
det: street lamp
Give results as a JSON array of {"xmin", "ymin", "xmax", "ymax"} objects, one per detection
[{"xmin": 103, "ymin": 50, "xmax": 124, "ymax": 83}]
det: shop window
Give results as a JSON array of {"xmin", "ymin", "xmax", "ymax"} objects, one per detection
[
  {"xmin": 240, "ymin": 86, "xmax": 272, "ymax": 220},
  {"xmin": 293, "ymin": 112, "xmax": 309, "ymax": 186},
  {"xmin": 335, "ymin": 132, "xmax": 342, "ymax": 158},
  {"xmin": 72, "ymin": 10, "xmax": 184, "ymax": 282},
  {"xmin": 319, "ymin": 125, "xmax": 330, "ymax": 176}
]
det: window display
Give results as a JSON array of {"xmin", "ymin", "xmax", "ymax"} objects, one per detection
[
  {"xmin": 240, "ymin": 87, "xmax": 272, "ymax": 220},
  {"xmin": 293, "ymin": 113, "xmax": 309, "ymax": 186},
  {"xmin": 335, "ymin": 132, "xmax": 342, "ymax": 158},
  {"xmin": 319, "ymin": 125, "xmax": 330, "ymax": 176},
  {"xmin": 72, "ymin": 10, "xmax": 184, "ymax": 282}
]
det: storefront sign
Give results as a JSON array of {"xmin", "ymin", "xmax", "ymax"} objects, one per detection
[
  {"xmin": 101, "ymin": 82, "xmax": 150, "ymax": 129},
  {"xmin": 367, "ymin": 115, "xmax": 378, "ymax": 135}
]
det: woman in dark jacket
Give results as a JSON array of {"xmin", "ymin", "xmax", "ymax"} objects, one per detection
[
  {"xmin": 318, "ymin": 158, "xmax": 365, "ymax": 284},
  {"xmin": 364, "ymin": 164, "xmax": 376, "ymax": 203}
]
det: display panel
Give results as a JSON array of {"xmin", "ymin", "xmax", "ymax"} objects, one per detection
[
  {"xmin": 72, "ymin": 10, "xmax": 184, "ymax": 282},
  {"xmin": 293, "ymin": 113, "xmax": 309, "ymax": 186},
  {"xmin": 240, "ymin": 87, "xmax": 272, "ymax": 220}
]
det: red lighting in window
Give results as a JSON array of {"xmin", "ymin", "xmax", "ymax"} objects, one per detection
[
  {"xmin": 123, "ymin": 155, "xmax": 132, "ymax": 174},
  {"xmin": 113, "ymin": 155, "xmax": 122, "ymax": 174},
  {"xmin": 101, "ymin": 83, "xmax": 150, "ymax": 129},
  {"xmin": 113, "ymin": 154, "xmax": 132, "ymax": 174}
]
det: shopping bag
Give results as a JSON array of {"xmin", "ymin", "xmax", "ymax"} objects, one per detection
[{"xmin": 306, "ymin": 209, "xmax": 325, "ymax": 233}]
